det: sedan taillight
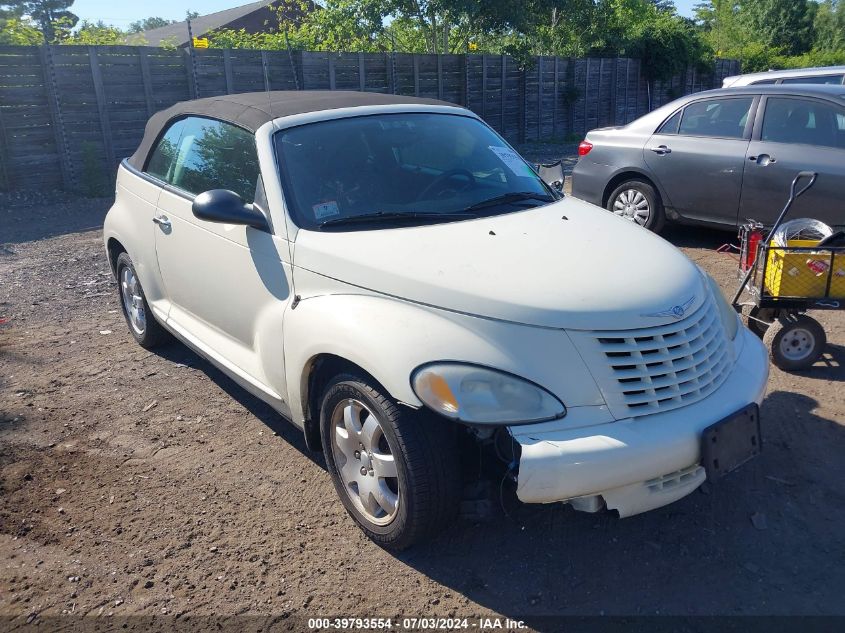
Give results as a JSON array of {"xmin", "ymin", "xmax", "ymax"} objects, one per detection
[{"xmin": 578, "ymin": 141, "xmax": 593, "ymax": 157}]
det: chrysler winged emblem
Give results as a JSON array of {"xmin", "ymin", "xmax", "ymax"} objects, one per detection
[{"xmin": 643, "ymin": 296, "xmax": 695, "ymax": 320}]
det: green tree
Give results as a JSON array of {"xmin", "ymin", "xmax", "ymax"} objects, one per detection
[
  {"xmin": 0, "ymin": 0, "xmax": 78, "ymax": 42},
  {"xmin": 0, "ymin": 14, "xmax": 41, "ymax": 43},
  {"xmin": 64, "ymin": 19, "xmax": 124, "ymax": 44},
  {"xmin": 742, "ymin": 0, "xmax": 812, "ymax": 55},
  {"xmin": 813, "ymin": 0, "xmax": 845, "ymax": 52},
  {"xmin": 127, "ymin": 16, "xmax": 173, "ymax": 33}
]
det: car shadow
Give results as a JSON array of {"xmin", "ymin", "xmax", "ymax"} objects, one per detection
[
  {"xmin": 150, "ymin": 341, "xmax": 322, "ymax": 468},
  {"xmin": 660, "ymin": 223, "xmax": 735, "ymax": 250}
]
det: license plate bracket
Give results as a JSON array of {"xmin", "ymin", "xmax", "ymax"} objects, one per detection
[{"xmin": 701, "ymin": 404, "xmax": 761, "ymax": 481}]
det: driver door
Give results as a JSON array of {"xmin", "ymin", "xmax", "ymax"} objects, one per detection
[{"xmin": 148, "ymin": 116, "xmax": 293, "ymax": 411}]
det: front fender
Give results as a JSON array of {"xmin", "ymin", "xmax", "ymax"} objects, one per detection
[{"xmin": 283, "ymin": 290, "xmax": 605, "ymax": 427}]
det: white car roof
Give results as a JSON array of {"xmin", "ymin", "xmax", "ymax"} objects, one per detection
[{"xmin": 723, "ymin": 66, "xmax": 845, "ymax": 87}]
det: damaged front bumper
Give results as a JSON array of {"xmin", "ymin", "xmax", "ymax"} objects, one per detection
[{"xmin": 510, "ymin": 327, "xmax": 769, "ymax": 517}]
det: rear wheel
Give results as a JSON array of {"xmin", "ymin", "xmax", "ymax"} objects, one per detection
[
  {"xmin": 606, "ymin": 179, "xmax": 665, "ymax": 233},
  {"xmin": 115, "ymin": 253, "xmax": 170, "ymax": 349},
  {"xmin": 319, "ymin": 372, "xmax": 460, "ymax": 550},
  {"xmin": 763, "ymin": 314, "xmax": 826, "ymax": 371}
]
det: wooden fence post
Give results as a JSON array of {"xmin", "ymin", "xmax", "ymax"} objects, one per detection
[
  {"xmin": 610, "ymin": 57, "xmax": 618, "ymax": 125},
  {"xmin": 0, "ymin": 105, "xmax": 10, "ymax": 190},
  {"xmin": 223, "ymin": 49, "xmax": 234, "ymax": 94},
  {"xmin": 461, "ymin": 54, "xmax": 468, "ymax": 107},
  {"xmin": 358, "ymin": 52, "xmax": 365, "ymax": 91},
  {"xmin": 500, "ymin": 54, "xmax": 506, "ymax": 133},
  {"xmin": 261, "ymin": 51, "xmax": 271, "ymax": 91},
  {"xmin": 537, "ymin": 57, "xmax": 543, "ymax": 141},
  {"xmin": 328, "ymin": 53, "xmax": 336, "ymax": 90},
  {"xmin": 184, "ymin": 48, "xmax": 198, "ymax": 98},
  {"xmin": 436, "ymin": 54, "xmax": 443, "ymax": 100},
  {"xmin": 552, "ymin": 57, "xmax": 559, "ymax": 139},
  {"xmin": 481, "ymin": 55, "xmax": 487, "ymax": 119},
  {"xmin": 88, "ymin": 46, "xmax": 116, "ymax": 176},
  {"xmin": 138, "ymin": 47, "xmax": 155, "ymax": 116},
  {"xmin": 40, "ymin": 45, "xmax": 74, "ymax": 191},
  {"xmin": 413, "ymin": 54, "xmax": 420, "ymax": 96}
]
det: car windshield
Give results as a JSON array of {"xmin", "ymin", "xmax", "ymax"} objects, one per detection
[{"xmin": 274, "ymin": 113, "xmax": 555, "ymax": 230}]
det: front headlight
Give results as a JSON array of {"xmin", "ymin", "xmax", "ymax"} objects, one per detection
[
  {"xmin": 704, "ymin": 272, "xmax": 739, "ymax": 341},
  {"xmin": 411, "ymin": 363, "xmax": 566, "ymax": 425}
]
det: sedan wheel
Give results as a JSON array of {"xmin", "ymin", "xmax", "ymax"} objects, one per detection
[
  {"xmin": 613, "ymin": 189, "xmax": 651, "ymax": 226},
  {"xmin": 330, "ymin": 398, "xmax": 400, "ymax": 526},
  {"xmin": 606, "ymin": 179, "xmax": 664, "ymax": 233}
]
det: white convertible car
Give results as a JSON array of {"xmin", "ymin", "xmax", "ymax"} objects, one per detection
[{"xmin": 104, "ymin": 91, "xmax": 769, "ymax": 549}]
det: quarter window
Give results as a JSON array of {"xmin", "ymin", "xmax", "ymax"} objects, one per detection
[
  {"xmin": 144, "ymin": 116, "xmax": 259, "ymax": 202},
  {"xmin": 678, "ymin": 97, "xmax": 753, "ymax": 139},
  {"xmin": 658, "ymin": 110, "xmax": 682, "ymax": 134},
  {"xmin": 145, "ymin": 119, "xmax": 185, "ymax": 183},
  {"xmin": 761, "ymin": 97, "xmax": 845, "ymax": 149}
]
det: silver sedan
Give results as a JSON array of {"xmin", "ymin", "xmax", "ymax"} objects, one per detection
[{"xmin": 571, "ymin": 85, "xmax": 845, "ymax": 233}]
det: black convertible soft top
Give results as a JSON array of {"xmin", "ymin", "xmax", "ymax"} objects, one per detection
[{"xmin": 127, "ymin": 90, "xmax": 452, "ymax": 170}]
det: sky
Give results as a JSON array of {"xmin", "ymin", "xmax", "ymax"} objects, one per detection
[{"xmin": 71, "ymin": 0, "xmax": 699, "ymax": 28}]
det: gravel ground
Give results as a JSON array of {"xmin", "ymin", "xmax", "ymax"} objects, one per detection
[{"xmin": 2, "ymin": 166, "xmax": 845, "ymax": 631}]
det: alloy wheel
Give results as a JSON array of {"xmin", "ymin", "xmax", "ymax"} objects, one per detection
[
  {"xmin": 330, "ymin": 398, "xmax": 400, "ymax": 526},
  {"xmin": 120, "ymin": 266, "xmax": 146, "ymax": 335}
]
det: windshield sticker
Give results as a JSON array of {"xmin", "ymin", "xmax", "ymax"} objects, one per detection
[
  {"xmin": 488, "ymin": 146, "xmax": 534, "ymax": 177},
  {"xmin": 313, "ymin": 200, "xmax": 340, "ymax": 220}
]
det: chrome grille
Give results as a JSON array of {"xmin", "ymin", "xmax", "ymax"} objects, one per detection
[{"xmin": 571, "ymin": 296, "xmax": 733, "ymax": 419}]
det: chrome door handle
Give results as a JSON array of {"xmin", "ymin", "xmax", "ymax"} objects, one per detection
[
  {"xmin": 152, "ymin": 215, "xmax": 171, "ymax": 229},
  {"xmin": 749, "ymin": 154, "xmax": 776, "ymax": 166},
  {"xmin": 650, "ymin": 145, "xmax": 672, "ymax": 155}
]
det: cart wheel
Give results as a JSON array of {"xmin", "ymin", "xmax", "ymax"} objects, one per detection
[
  {"xmin": 762, "ymin": 314, "xmax": 826, "ymax": 371},
  {"xmin": 742, "ymin": 306, "xmax": 775, "ymax": 338}
]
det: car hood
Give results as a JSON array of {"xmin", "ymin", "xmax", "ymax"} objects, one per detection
[{"xmin": 293, "ymin": 197, "xmax": 706, "ymax": 330}]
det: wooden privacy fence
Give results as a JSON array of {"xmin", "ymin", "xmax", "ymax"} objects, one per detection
[{"xmin": 0, "ymin": 45, "xmax": 740, "ymax": 193}]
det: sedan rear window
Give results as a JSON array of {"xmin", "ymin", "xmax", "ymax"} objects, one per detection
[{"xmin": 678, "ymin": 97, "xmax": 753, "ymax": 139}]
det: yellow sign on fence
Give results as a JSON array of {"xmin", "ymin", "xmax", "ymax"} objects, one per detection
[{"xmin": 192, "ymin": 37, "xmax": 209, "ymax": 49}]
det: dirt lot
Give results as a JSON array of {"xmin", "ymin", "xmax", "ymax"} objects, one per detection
[{"xmin": 2, "ymin": 175, "xmax": 845, "ymax": 631}]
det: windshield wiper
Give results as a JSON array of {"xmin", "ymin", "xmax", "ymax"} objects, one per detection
[
  {"xmin": 461, "ymin": 191, "xmax": 554, "ymax": 213},
  {"xmin": 319, "ymin": 211, "xmax": 478, "ymax": 229}
]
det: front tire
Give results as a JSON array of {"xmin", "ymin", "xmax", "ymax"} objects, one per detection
[
  {"xmin": 607, "ymin": 179, "xmax": 665, "ymax": 233},
  {"xmin": 763, "ymin": 314, "xmax": 826, "ymax": 371},
  {"xmin": 115, "ymin": 252, "xmax": 171, "ymax": 349},
  {"xmin": 319, "ymin": 372, "xmax": 460, "ymax": 550}
]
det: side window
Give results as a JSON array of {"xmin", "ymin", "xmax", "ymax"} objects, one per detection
[
  {"xmin": 761, "ymin": 97, "xmax": 845, "ymax": 149},
  {"xmin": 781, "ymin": 75, "xmax": 844, "ymax": 85},
  {"xmin": 750, "ymin": 79, "xmax": 777, "ymax": 85},
  {"xmin": 657, "ymin": 110, "xmax": 682, "ymax": 134},
  {"xmin": 145, "ymin": 119, "xmax": 185, "ymax": 182},
  {"xmin": 678, "ymin": 97, "xmax": 753, "ymax": 139},
  {"xmin": 169, "ymin": 117, "xmax": 259, "ymax": 202}
]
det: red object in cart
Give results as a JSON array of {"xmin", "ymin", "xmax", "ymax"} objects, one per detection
[{"xmin": 744, "ymin": 230, "xmax": 762, "ymax": 272}]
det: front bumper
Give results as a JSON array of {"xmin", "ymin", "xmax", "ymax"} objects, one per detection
[{"xmin": 513, "ymin": 327, "xmax": 769, "ymax": 516}]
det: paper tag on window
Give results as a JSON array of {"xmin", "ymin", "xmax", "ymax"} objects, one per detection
[
  {"xmin": 313, "ymin": 200, "xmax": 340, "ymax": 219},
  {"xmin": 489, "ymin": 146, "xmax": 534, "ymax": 177}
]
